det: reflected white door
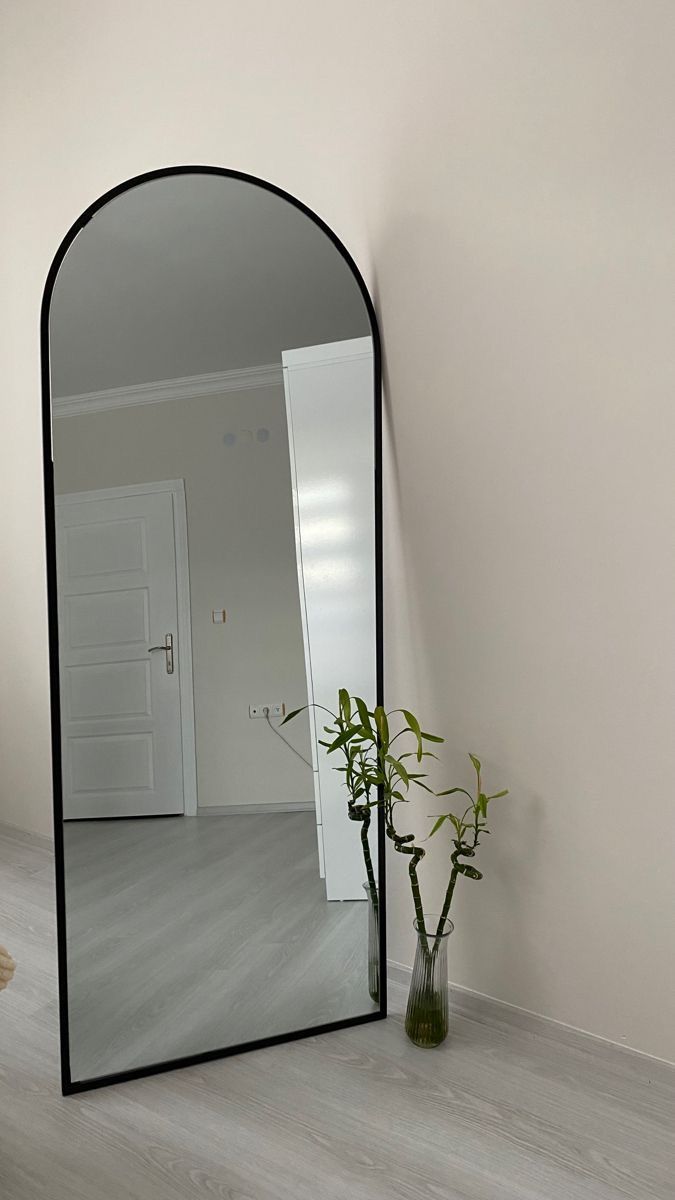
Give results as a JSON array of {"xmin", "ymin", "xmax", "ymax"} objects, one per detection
[{"xmin": 56, "ymin": 487, "xmax": 186, "ymax": 819}]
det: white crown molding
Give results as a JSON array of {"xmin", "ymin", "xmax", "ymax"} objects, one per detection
[{"xmin": 52, "ymin": 364, "xmax": 284, "ymax": 418}]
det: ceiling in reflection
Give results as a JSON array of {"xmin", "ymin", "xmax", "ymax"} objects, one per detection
[{"xmin": 50, "ymin": 174, "xmax": 369, "ymax": 398}]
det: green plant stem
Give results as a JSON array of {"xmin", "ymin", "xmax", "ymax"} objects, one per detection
[
  {"xmin": 434, "ymin": 819, "xmax": 481, "ymax": 946},
  {"xmin": 408, "ymin": 849, "xmax": 430, "ymax": 957},
  {"xmin": 435, "ymin": 865, "xmax": 459, "ymax": 943},
  {"xmin": 359, "ymin": 809, "xmax": 378, "ymax": 915},
  {"xmin": 384, "ymin": 809, "xmax": 429, "ymax": 955},
  {"xmin": 347, "ymin": 804, "xmax": 377, "ymax": 896}
]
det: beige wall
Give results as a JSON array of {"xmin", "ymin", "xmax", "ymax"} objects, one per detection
[
  {"xmin": 53, "ymin": 389, "xmax": 314, "ymax": 810},
  {"xmin": 1, "ymin": 1, "xmax": 674, "ymax": 1060}
]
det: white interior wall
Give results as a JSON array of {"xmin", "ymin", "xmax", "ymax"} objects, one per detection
[
  {"xmin": 53, "ymin": 389, "xmax": 314, "ymax": 810},
  {"xmin": 1, "ymin": 0, "xmax": 674, "ymax": 1061}
]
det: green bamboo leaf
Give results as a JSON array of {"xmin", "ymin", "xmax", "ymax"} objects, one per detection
[
  {"xmin": 327, "ymin": 728, "xmax": 361, "ymax": 753},
  {"xmin": 421, "ymin": 731, "xmax": 444, "ymax": 743},
  {"xmin": 488, "ymin": 789, "xmax": 509, "ymax": 799},
  {"xmin": 355, "ymin": 696, "xmax": 372, "ymax": 733},
  {"xmin": 399, "ymin": 750, "xmax": 439, "ymax": 761},
  {"xmin": 373, "ymin": 706, "xmax": 390, "ymax": 748},
  {"xmin": 385, "ymin": 755, "xmax": 409, "ymax": 785},
  {"xmin": 281, "ymin": 706, "xmax": 306, "ymax": 725},
  {"xmin": 401, "ymin": 709, "xmax": 421, "ymax": 736},
  {"xmin": 411, "ymin": 778, "xmax": 434, "ymax": 793},
  {"xmin": 436, "ymin": 787, "xmax": 473, "ymax": 800},
  {"xmin": 469, "ymin": 753, "xmax": 482, "ymax": 774},
  {"xmin": 401, "ymin": 709, "xmax": 423, "ymax": 761},
  {"xmin": 429, "ymin": 814, "xmax": 448, "ymax": 837},
  {"xmin": 338, "ymin": 688, "xmax": 351, "ymax": 720}
]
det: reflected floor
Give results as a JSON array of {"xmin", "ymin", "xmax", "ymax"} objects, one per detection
[{"xmin": 63, "ymin": 812, "xmax": 376, "ymax": 1082}]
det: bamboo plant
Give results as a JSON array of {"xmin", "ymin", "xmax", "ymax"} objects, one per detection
[
  {"xmin": 283, "ymin": 691, "xmax": 382, "ymax": 999},
  {"xmin": 329, "ymin": 695, "xmax": 509, "ymax": 1047},
  {"xmin": 284, "ymin": 691, "xmax": 381, "ymax": 906},
  {"xmin": 285, "ymin": 691, "xmax": 450, "ymax": 942},
  {"xmin": 284, "ymin": 691, "xmax": 508, "ymax": 1043},
  {"xmin": 427, "ymin": 752, "xmax": 509, "ymax": 943},
  {"xmin": 284, "ymin": 691, "xmax": 447, "ymax": 976},
  {"xmin": 284, "ymin": 690, "xmax": 510, "ymax": 945}
]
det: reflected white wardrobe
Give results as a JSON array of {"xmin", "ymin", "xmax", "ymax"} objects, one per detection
[{"xmin": 283, "ymin": 337, "xmax": 377, "ymax": 901}]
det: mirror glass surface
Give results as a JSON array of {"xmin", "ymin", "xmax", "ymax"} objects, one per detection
[{"xmin": 47, "ymin": 171, "xmax": 381, "ymax": 1086}]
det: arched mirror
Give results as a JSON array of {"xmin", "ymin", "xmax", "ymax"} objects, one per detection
[{"xmin": 41, "ymin": 168, "xmax": 384, "ymax": 1093}]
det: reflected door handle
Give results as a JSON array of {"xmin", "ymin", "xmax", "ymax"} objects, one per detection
[{"xmin": 148, "ymin": 633, "xmax": 174, "ymax": 674}]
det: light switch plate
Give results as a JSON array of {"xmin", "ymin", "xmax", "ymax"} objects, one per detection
[{"xmin": 212, "ymin": 609, "xmax": 227, "ymax": 624}]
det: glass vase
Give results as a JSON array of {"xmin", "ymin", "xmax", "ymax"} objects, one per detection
[
  {"xmin": 404, "ymin": 915, "xmax": 454, "ymax": 1048},
  {"xmin": 363, "ymin": 881, "xmax": 380, "ymax": 1004}
]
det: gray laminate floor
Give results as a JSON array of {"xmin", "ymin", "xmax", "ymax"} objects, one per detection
[
  {"xmin": 62, "ymin": 812, "xmax": 375, "ymax": 1080},
  {"xmin": 1, "ymin": 821, "xmax": 674, "ymax": 1200}
]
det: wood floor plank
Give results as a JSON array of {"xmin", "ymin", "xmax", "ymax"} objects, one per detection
[
  {"xmin": 62, "ymin": 813, "xmax": 376, "ymax": 1079},
  {"xmin": 1, "ymin": 822, "xmax": 673, "ymax": 1200}
]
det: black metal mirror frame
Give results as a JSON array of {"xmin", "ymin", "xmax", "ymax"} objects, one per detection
[{"xmin": 40, "ymin": 165, "xmax": 385, "ymax": 1095}]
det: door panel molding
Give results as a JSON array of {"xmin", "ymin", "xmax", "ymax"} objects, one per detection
[{"xmin": 57, "ymin": 479, "xmax": 197, "ymax": 817}]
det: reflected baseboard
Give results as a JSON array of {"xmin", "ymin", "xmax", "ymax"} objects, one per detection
[{"xmin": 197, "ymin": 802, "xmax": 315, "ymax": 816}]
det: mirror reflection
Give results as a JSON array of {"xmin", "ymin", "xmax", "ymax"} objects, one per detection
[{"xmin": 49, "ymin": 173, "xmax": 380, "ymax": 1083}]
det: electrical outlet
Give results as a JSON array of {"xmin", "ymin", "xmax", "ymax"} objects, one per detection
[{"xmin": 249, "ymin": 702, "xmax": 286, "ymax": 720}]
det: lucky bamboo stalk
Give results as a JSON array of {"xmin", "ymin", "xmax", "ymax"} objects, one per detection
[{"xmin": 284, "ymin": 694, "xmax": 508, "ymax": 972}]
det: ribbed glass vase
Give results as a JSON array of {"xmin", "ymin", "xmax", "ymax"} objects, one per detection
[
  {"xmin": 404, "ymin": 915, "xmax": 454, "ymax": 1048},
  {"xmin": 363, "ymin": 882, "xmax": 380, "ymax": 1003}
]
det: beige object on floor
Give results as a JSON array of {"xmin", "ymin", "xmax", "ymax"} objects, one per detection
[{"xmin": 0, "ymin": 944, "xmax": 15, "ymax": 990}]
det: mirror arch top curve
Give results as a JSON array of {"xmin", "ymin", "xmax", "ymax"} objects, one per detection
[{"xmin": 40, "ymin": 165, "xmax": 384, "ymax": 1094}]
